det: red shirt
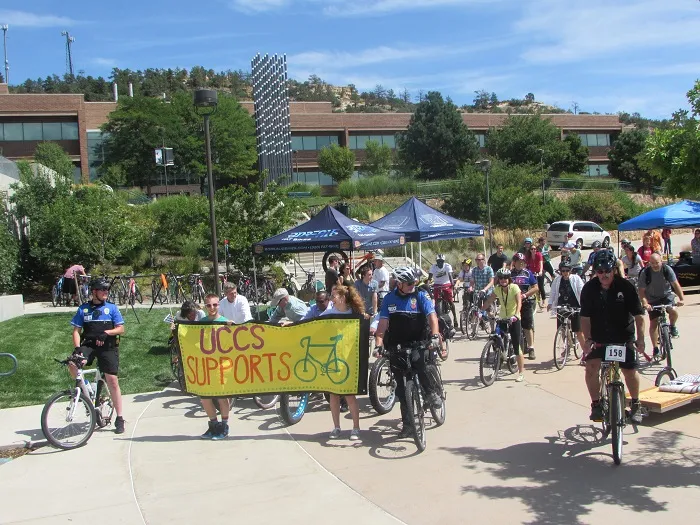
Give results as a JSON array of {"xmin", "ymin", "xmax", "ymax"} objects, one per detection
[
  {"xmin": 526, "ymin": 251, "xmax": 543, "ymax": 273},
  {"xmin": 638, "ymin": 246, "xmax": 653, "ymax": 264},
  {"xmin": 662, "ymin": 228, "xmax": 671, "ymax": 240}
]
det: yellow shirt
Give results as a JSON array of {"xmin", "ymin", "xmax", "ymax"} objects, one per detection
[{"xmin": 494, "ymin": 284, "xmax": 520, "ymax": 319}]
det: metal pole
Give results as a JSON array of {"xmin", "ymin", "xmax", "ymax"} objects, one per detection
[
  {"xmin": 2, "ymin": 25, "xmax": 8, "ymax": 84},
  {"xmin": 204, "ymin": 113, "xmax": 221, "ymax": 297},
  {"xmin": 486, "ymin": 165, "xmax": 493, "ymax": 256},
  {"xmin": 252, "ymin": 256, "xmax": 260, "ymax": 320}
]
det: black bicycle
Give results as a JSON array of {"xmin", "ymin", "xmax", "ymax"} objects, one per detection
[
  {"xmin": 368, "ymin": 346, "xmax": 396, "ymax": 414},
  {"xmin": 388, "ymin": 341, "xmax": 446, "ymax": 453},
  {"xmin": 479, "ymin": 318, "xmax": 520, "ymax": 386},
  {"xmin": 594, "ymin": 343, "xmax": 629, "ymax": 465},
  {"xmin": 553, "ymin": 306, "xmax": 581, "ymax": 370},
  {"xmin": 650, "ymin": 305, "xmax": 677, "ymax": 386}
]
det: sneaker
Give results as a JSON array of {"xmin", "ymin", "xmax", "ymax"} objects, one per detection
[
  {"xmin": 670, "ymin": 325, "xmax": 679, "ymax": 338},
  {"xmin": 398, "ymin": 425, "xmax": 413, "ymax": 439},
  {"xmin": 329, "ymin": 427, "xmax": 342, "ymax": 439},
  {"xmin": 515, "ymin": 373, "xmax": 524, "ymax": 382},
  {"xmin": 114, "ymin": 416, "xmax": 125, "ymax": 435},
  {"xmin": 653, "ymin": 347, "xmax": 660, "ymax": 358},
  {"xmin": 428, "ymin": 392, "xmax": 443, "ymax": 409},
  {"xmin": 528, "ymin": 348, "xmax": 536, "ymax": 360},
  {"xmin": 201, "ymin": 420, "xmax": 218, "ymax": 440},
  {"xmin": 589, "ymin": 402, "xmax": 604, "ymax": 422},
  {"xmin": 630, "ymin": 401, "xmax": 644, "ymax": 424},
  {"xmin": 211, "ymin": 422, "xmax": 228, "ymax": 440},
  {"xmin": 350, "ymin": 428, "xmax": 361, "ymax": 441}
]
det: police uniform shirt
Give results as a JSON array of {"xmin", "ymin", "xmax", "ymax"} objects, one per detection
[
  {"xmin": 379, "ymin": 288, "xmax": 435, "ymax": 346},
  {"xmin": 71, "ymin": 301, "xmax": 125, "ymax": 344}
]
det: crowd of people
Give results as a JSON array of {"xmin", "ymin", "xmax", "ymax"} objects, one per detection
[{"xmin": 65, "ymin": 228, "xmax": 687, "ymax": 441}]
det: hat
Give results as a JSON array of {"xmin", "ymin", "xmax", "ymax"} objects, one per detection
[
  {"xmin": 373, "ymin": 254, "xmax": 384, "ymax": 261},
  {"xmin": 621, "ymin": 238, "xmax": 631, "ymax": 245},
  {"xmin": 524, "ymin": 237, "xmax": 533, "ymax": 244},
  {"xmin": 270, "ymin": 288, "xmax": 289, "ymax": 307}
]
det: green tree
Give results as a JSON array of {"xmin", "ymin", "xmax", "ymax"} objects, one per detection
[
  {"xmin": 397, "ymin": 92, "xmax": 479, "ymax": 180},
  {"xmin": 0, "ymin": 202, "xmax": 20, "ymax": 293},
  {"xmin": 486, "ymin": 115, "xmax": 587, "ymax": 176},
  {"xmin": 360, "ymin": 140, "xmax": 393, "ymax": 178},
  {"xmin": 98, "ymin": 165, "xmax": 127, "ymax": 188},
  {"xmin": 607, "ymin": 129, "xmax": 654, "ymax": 191},
  {"xmin": 33, "ymin": 141, "xmax": 76, "ymax": 182},
  {"xmin": 317, "ymin": 144, "xmax": 355, "ymax": 183}
]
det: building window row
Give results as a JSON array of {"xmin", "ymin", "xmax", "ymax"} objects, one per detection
[
  {"xmin": 292, "ymin": 170, "xmax": 335, "ymax": 186},
  {"xmin": 291, "ymin": 135, "xmax": 339, "ymax": 151},
  {"xmin": 585, "ymin": 164, "xmax": 609, "ymax": 177},
  {"xmin": 349, "ymin": 135, "xmax": 397, "ymax": 150},
  {"xmin": 475, "ymin": 133, "xmax": 486, "ymax": 148},
  {"xmin": 567, "ymin": 133, "xmax": 611, "ymax": 147},
  {"xmin": 0, "ymin": 122, "xmax": 79, "ymax": 142}
]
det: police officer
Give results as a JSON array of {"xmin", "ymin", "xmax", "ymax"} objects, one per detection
[{"xmin": 70, "ymin": 278, "xmax": 126, "ymax": 434}]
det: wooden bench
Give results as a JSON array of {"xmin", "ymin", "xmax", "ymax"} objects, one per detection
[{"xmin": 626, "ymin": 386, "xmax": 700, "ymax": 414}]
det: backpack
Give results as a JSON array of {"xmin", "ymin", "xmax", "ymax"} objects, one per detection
[{"xmin": 643, "ymin": 263, "xmax": 673, "ymax": 286}]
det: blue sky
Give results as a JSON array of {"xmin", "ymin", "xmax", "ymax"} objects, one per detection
[{"xmin": 1, "ymin": 0, "xmax": 699, "ymax": 118}]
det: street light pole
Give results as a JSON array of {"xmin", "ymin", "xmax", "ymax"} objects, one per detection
[
  {"xmin": 194, "ymin": 89, "xmax": 221, "ymax": 297},
  {"xmin": 477, "ymin": 159, "xmax": 493, "ymax": 256}
]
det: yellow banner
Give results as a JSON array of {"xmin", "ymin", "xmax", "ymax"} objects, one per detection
[{"xmin": 176, "ymin": 316, "xmax": 368, "ymax": 397}]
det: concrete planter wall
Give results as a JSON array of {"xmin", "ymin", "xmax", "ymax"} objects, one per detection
[{"xmin": 0, "ymin": 295, "xmax": 24, "ymax": 323}]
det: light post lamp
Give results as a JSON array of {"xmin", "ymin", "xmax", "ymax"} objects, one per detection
[
  {"xmin": 537, "ymin": 148, "xmax": 545, "ymax": 205},
  {"xmin": 476, "ymin": 159, "xmax": 493, "ymax": 256},
  {"xmin": 292, "ymin": 149, "xmax": 299, "ymax": 183},
  {"xmin": 194, "ymin": 89, "xmax": 221, "ymax": 297}
]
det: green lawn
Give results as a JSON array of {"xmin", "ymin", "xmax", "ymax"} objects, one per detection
[{"xmin": 0, "ymin": 309, "xmax": 174, "ymax": 409}]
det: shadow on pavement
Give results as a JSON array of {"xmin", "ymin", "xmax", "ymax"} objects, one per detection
[{"xmin": 442, "ymin": 428, "xmax": 700, "ymax": 525}]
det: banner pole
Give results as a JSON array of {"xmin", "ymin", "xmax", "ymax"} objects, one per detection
[{"xmin": 252, "ymin": 256, "xmax": 260, "ymax": 320}]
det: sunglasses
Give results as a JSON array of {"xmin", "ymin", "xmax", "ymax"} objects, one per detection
[
  {"xmin": 205, "ymin": 303, "xmax": 219, "ymax": 308},
  {"xmin": 530, "ymin": 248, "xmax": 537, "ymax": 251},
  {"xmin": 595, "ymin": 270, "xmax": 612, "ymax": 275}
]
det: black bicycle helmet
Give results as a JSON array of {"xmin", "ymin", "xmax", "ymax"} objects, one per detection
[
  {"xmin": 394, "ymin": 266, "xmax": 416, "ymax": 284},
  {"xmin": 436, "ymin": 253, "xmax": 445, "ymax": 262},
  {"xmin": 90, "ymin": 278, "xmax": 110, "ymax": 291},
  {"xmin": 559, "ymin": 260, "xmax": 572, "ymax": 270},
  {"xmin": 592, "ymin": 250, "xmax": 617, "ymax": 272},
  {"xmin": 591, "ymin": 240, "xmax": 602, "ymax": 249},
  {"xmin": 496, "ymin": 268, "xmax": 511, "ymax": 279}
]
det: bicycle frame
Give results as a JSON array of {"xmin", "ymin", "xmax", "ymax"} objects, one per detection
[
  {"xmin": 295, "ymin": 335, "xmax": 348, "ymax": 384},
  {"xmin": 650, "ymin": 305, "xmax": 676, "ymax": 382},
  {"xmin": 599, "ymin": 360, "xmax": 626, "ymax": 433}
]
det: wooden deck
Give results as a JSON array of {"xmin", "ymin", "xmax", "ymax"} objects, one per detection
[{"xmin": 627, "ymin": 386, "xmax": 700, "ymax": 414}]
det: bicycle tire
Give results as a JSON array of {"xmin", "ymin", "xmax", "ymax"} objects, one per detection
[
  {"xmin": 405, "ymin": 379, "xmax": 426, "ymax": 452},
  {"xmin": 467, "ymin": 308, "xmax": 479, "ymax": 340},
  {"xmin": 134, "ymin": 287, "xmax": 143, "ymax": 305},
  {"xmin": 254, "ymin": 394, "xmax": 280, "ymax": 409},
  {"xmin": 326, "ymin": 358, "xmax": 350, "ymax": 385},
  {"xmin": 655, "ymin": 368, "xmax": 677, "ymax": 387},
  {"xmin": 660, "ymin": 326, "xmax": 671, "ymax": 362},
  {"xmin": 95, "ymin": 380, "xmax": 114, "ymax": 428},
  {"xmin": 293, "ymin": 358, "xmax": 318, "ymax": 383},
  {"xmin": 279, "ymin": 393, "xmax": 309, "ymax": 425},
  {"xmin": 572, "ymin": 331, "xmax": 581, "ymax": 359},
  {"xmin": 426, "ymin": 364, "xmax": 446, "ymax": 426},
  {"xmin": 479, "ymin": 339, "xmax": 501, "ymax": 386},
  {"xmin": 460, "ymin": 310, "xmax": 468, "ymax": 335},
  {"xmin": 41, "ymin": 390, "xmax": 96, "ymax": 450},
  {"xmin": 553, "ymin": 325, "xmax": 568, "ymax": 371},
  {"xmin": 439, "ymin": 338, "xmax": 450, "ymax": 362},
  {"xmin": 170, "ymin": 342, "xmax": 186, "ymax": 391},
  {"xmin": 505, "ymin": 342, "xmax": 518, "ymax": 374},
  {"xmin": 322, "ymin": 250, "xmax": 349, "ymax": 273},
  {"xmin": 610, "ymin": 384, "xmax": 624, "ymax": 466},
  {"xmin": 51, "ymin": 285, "xmax": 59, "ymax": 307},
  {"xmin": 368, "ymin": 356, "xmax": 396, "ymax": 414}
]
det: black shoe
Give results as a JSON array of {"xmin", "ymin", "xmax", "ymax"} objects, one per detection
[
  {"xmin": 428, "ymin": 392, "xmax": 443, "ymax": 409},
  {"xmin": 630, "ymin": 401, "xmax": 644, "ymax": 425},
  {"xmin": 398, "ymin": 425, "xmax": 413, "ymax": 438},
  {"xmin": 201, "ymin": 420, "xmax": 218, "ymax": 440},
  {"xmin": 589, "ymin": 402, "xmax": 603, "ymax": 422},
  {"xmin": 114, "ymin": 416, "xmax": 125, "ymax": 434}
]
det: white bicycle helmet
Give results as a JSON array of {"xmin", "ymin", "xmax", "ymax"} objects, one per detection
[
  {"xmin": 394, "ymin": 266, "xmax": 417, "ymax": 284},
  {"xmin": 496, "ymin": 268, "xmax": 511, "ymax": 279}
]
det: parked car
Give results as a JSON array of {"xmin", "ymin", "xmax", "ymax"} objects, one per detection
[{"xmin": 546, "ymin": 221, "xmax": 612, "ymax": 250}]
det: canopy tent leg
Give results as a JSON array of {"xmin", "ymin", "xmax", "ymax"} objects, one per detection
[
  {"xmin": 483, "ymin": 236, "xmax": 486, "ymax": 256},
  {"xmin": 404, "ymin": 244, "xmax": 408, "ymax": 264},
  {"xmin": 252, "ymin": 256, "xmax": 260, "ymax": 321},
  {"xmin": 410, "ymin": 243, "xmax": 414, "ymax": 267},
  {"xmin": 419, "ymin": 242, "xmax": 422, "ymax": 269}
]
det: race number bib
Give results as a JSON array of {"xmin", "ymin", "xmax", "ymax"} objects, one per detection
[{"xmin": 605, "ymin": 345, "xmax": 626, "ymax": 362}]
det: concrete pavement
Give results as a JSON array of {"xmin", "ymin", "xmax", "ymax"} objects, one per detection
[{"xmin": 3, "ymin": 241, "xmax": 700, "ymax": 524}]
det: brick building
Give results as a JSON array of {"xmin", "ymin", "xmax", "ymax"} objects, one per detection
[{"xmin": 0, "ymin": 85, "xmax": 622, "ymax": 188}]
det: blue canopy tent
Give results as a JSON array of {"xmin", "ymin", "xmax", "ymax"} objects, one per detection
[
  {"xmin": 618, "ymin": 200, "xmax": 700, "ymax": 231},
  {"xmin": 369, "ymin": 197, "xmax": 484, "ymax": 265}
]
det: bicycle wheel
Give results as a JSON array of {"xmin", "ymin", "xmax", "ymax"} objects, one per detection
[
  {"xmin": 572, "ymin": 330, "xmax": 581, "ymax": 359},
  {"xmin": 170, "ymin": 342, "xmax": 186, "ymax": 391},
  {"xmin": 467, "ymin": 308, "xmax": 479, "ymax": 340},
  {"xmin": 405, "ymin": 379, "xmax": 426, "ymax": 452},
  {"xmin": 553, "ymin": 325, "xmax": 569, "ymax": 371},
  {"xmin": 479, "ymin": 340, "xmax": 501, "ymax": 386},
  {"xmin": 505, "ymin": 343, "xmax": 518, "ymax": 374},
  {"xmin": 660, "ymin": 326, "xmax": 671, "ymax": 362},
  {"xmin": 134, "ymin": 286, "xmax": 143, "ymax": 304},
  {"xmin": 278, "ymin": 393, "xmax": 309, "ymax": 425},
  {"xmin": 460, "ymin": 309, "xmax": 468, "ymax": 335},
  {"xmin": 655, "ymin": 369, "xmax": 677, "ymax": 387},
  {"xmin": 254, "ymin": 394, "xmax": 280, "ymax": 409},
  {"xmin": 293, "ymin": 359, "xmax": 318, "ymax": 383},
  {"xmin": 610, "ymin": 385, "xmax": 624, "ymax": 465},
  {"xmin": 326, "ymin": 358, "xmax": 350, "ymax": 385},
  {"xmin": 368, "ymin": 356, "xmax": 396, "ymax": 414},
  {"xmin": 439, "ymin": 338, "xmax": 450, "ymax": 362},
  {"xmin": 41, "ymin": 390, "xmax": 96, "ymax": 449},
  {"xmin": 95, "ymin": 380, "xmax": 114, "ymax": 428},
  {"xmin": 426, "ymin": 364, "xmax": 446, "ymax": 426},
  {"xmin": 51, "ymin": 285, "xmax": 59, "ymax": 307}
]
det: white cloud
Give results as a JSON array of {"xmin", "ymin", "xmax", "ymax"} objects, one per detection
[
  {"xmin": 534, "ymin": 90, "xmax": 685, "ymax": 119},
  {"xmin": 517, "ymin": 0, "xmax": 700, "ymax": 64},
  {"xmin": 0, "ymin": 9, "xmax": 79, "ymax": 27},
  {"xmin": 228, "ymin": 0, "xmax": 290, "ymax": 13},
  {"xmin": 321, "ymin": 0, "xmax": 493, "ymax": 17},
  {"xmin": 596, "ymin": 62, "xmax": 700, "ymax": 78},
  {"xmin": 92, "ymin": 57, "xmax": 117, "ymax": 67}
]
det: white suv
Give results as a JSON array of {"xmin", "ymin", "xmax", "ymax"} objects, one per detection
[{"xmin": 546, "ymin": 221, "xmax": 611, "ymax": 250}]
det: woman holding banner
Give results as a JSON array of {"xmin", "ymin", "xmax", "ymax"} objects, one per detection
[{"xmin": 321, "ymin": 285, "xmax": 365, "ymax": 441}]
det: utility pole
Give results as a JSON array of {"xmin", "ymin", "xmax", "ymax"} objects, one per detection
[
  {"xmin": 61, "ymin": 31, "xmax": 75, "ymax": 76},
  {"xmin": 538, "ymin": 148, "xmax": 545, "ymax": 205},
  {"xmin": 1, "ymin": 25, "xmax": 8, "ymax": 84}
]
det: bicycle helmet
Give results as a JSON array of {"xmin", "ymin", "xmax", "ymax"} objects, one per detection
[
  {"xmin": 496, "ymin": 268, "xmax": 511, "ymax": 279},
  {"xmin": 559, "ymin": 260, "xmax": 572, "ymax": 270},
  {"xmin": 513, "ymin": 252, "xmax": 526, "ymax": 261},
  {"xmin": 592, "ymin": 250, "xmax": 617, "ymax": 272},
  {"xmin": 90, "ymin": 278, "xmax": 110, "ymax": 291},
  {"xmin": 436, "ymin": 253, "xmax": 445, "ymax": 262},
  {"xmin": 524, "ymin": 237, "xmax": 533, "ymax": 244},
  {"xmin": 591, "ymin": 240, "xmax": 602, "ymax": 249},
  {"xmin": 394, "ymin": 266, "xmax": 417, "ymax": 284},
  {"xmin": 462, "ymin": 258, "xmax": 472, "ymax": 265},
  {"xmin": 567, "ymin": 232, "xmax": 574, "ymax": 238}
]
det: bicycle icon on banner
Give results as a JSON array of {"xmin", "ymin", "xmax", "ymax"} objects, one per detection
[{"xmin": 294, "ymin": 334, "xmax": 350, "ymax": 385}]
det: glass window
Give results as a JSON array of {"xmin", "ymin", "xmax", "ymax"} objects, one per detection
[
  {"xmin": 0, "ymin": 124, "xmax": 3, "ymax": 141},
  {"xmin": 73, "ymin": 165, "xmax": 82, "ymax": 183},
  {"xmin": 356, "ymin": 135, "xmax": 370, "ymax": 149},
  {"xmin": 382, "ymin": 134, "xmax": 396, "ymax": 149},
  {"xmin": 24, "ymin": 123, "xmax": 44, "ymax": 140},
  {"xmin": 291, "ymin": 136, "xmax": 304, "ymax": 151},
  {"xmin": 548, "ymin": 222, "xmax": 570, "ymax": 232},
  {"xmin": 573, "ymin": 223, "xmax": 586, "ymax": 232},
  {"xmin": 302, "ymin": 136, "xmax": 317, "ymax": 151},
  {"xmin": 475, "ymin": 134, "xmax": 486, "ymax": 148},
  {"xmin": 369, "ymin": 135, "xmax": 383, "ymax": 146},
  {"xmin": 316, "ymin": 136, "xmax": 331, "ymax": 149},
  {"xmin": 329, "ymin": 135, "xmax": 339, "ymax": 145},
  {"xmin": 3, "ymin": 123, "xmax": 23, "ymax": 141},
  {"xmin": 349, "ymin": 136, "xmax": 358, "ymax": 149},
  {"xmin": 597, "ymin": 134, "xmax": 610, "ymax": 147},
  {"xmin": 319, "ymin": 171, "xmax": 334, "ymax": 185},
  {"xmin": 62, "ymin": 122, "xmax": 79, "ymax": 140},
  {"xmin": 305, "ymin": 171, "xmax": 320, "ymax": 185},
  {"xmin": 43, "ymin": 123, "xmax": 63, "ymax": 140}
]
